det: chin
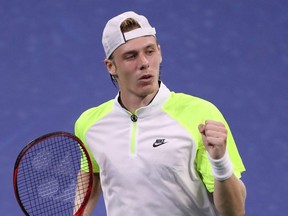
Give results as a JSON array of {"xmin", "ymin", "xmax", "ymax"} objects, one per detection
[{"xmin": 139, "ymin": 82, "xmax": 158, "ymax": 96}]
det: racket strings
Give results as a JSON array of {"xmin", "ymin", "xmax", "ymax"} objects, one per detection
[{"xmin": 15, "ymin": 135, "xmax": 92, "ymax": 215}]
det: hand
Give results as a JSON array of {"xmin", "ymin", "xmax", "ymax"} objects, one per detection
[{"xmin": 198, "ymin": 120, "xmax": 227, "ymax": 160}]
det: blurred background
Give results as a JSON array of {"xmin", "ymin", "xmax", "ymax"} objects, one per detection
[{"xmin": 1, "ymin": 0, "xmax": 287, "ymax": 215}]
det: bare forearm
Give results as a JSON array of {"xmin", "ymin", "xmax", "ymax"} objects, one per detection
[
  {"xmin": 83, "ymin": 173, "xmax": 102, "ymax": 215},
  {"xmin": 74, "ymin": 171, "xmax": 102, "ymax": 216},
  {"xmin": 213, "ymin": 175, "xmax": 246, "ymax": 216}
]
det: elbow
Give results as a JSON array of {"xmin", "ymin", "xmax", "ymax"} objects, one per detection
[
  {"xmin": 219, "ymin": 193, "xmax": 246, "ymax": 216},
  {"xmin": 217, "ymin": 205, "xmax": 245, "ymax": 216},
  {"xmin": 215, "ymin": 181, "xmax": 247, "ymax": 216}
]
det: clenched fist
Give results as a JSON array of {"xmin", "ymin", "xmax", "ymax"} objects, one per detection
[{"xmin": 198, "ymin": 120, "xmax": 227, "ymax": 160}]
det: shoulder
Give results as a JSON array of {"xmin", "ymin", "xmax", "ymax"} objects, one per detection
[
  {"xmin": 162, "ymin": 91, "xmax": 225, "ymax": 139},
  {"xmin": 164, "ymin": 91, "xmax": 220, "ymax": 116},
  {"xmin": 75, "ymin": 99, "xmax": 114, "ymax": 131}
]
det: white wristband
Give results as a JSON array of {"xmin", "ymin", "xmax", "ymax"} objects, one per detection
[{"xmin": 207, "ymin": 150, "xmax": 234, "ymax": 181}]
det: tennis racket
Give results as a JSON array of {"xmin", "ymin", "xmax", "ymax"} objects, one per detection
[{"xmin": 13, "ymin": 131, "xmax": 93, "ymax": 216}]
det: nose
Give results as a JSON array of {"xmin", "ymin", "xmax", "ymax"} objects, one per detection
[{"xmin": 139, "ymin": 53, "xmax": 149, "ymax": 70}]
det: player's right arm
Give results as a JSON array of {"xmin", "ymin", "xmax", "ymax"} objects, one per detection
[
  {"xmin": 85, "ymin": 172, "xmax": 102, "ymax": 215},
  {"xmin": 75, "ymin": 171, "xmax": 102, "ymax": 216}
]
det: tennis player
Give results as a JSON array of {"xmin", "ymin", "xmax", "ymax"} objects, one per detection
[{"xmin": 75, "ymin": 11, "xmax": 246, "ymax": 216}]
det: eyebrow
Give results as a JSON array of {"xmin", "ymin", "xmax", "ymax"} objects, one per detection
[{"xmin": 122, "ymin": 43, "xmax": 157, "ymax": 56}]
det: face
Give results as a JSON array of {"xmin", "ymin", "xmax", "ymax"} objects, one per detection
[{"xmin": 105, "ymin": 36, "xmax": 162, "ymax": 99}]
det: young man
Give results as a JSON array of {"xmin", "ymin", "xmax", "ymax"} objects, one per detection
[{"xmin": 75, "ymin": 11, "xmax": 246, "ymax": 216}]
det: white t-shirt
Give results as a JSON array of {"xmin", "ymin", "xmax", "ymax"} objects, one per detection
[{"xmin": 75, "ymin": 82, "xmax": 245, "ymax": 216}]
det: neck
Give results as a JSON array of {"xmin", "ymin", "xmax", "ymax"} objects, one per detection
[{"xmin": 118, "ymin": 90, "xmax": 158, "ymax": 114}]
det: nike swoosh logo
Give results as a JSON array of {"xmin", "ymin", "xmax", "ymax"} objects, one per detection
[{"xmin": 153, "ymin": 139, "xmax": 168, "ymax": 147}]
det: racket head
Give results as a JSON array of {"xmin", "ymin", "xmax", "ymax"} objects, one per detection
[{"xmin": 13, "ymin": 131, "xmax": 93, "ymax": 216}]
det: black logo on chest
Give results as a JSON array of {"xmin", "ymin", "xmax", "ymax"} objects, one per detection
[{"xmin": 152, "ymin": 139, "xmax": 168, "ymax": 147}]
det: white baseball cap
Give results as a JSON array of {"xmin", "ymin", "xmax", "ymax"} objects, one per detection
[{"xmin": 102, "ymin": 11, "xmax": 156, "ymax": 58}]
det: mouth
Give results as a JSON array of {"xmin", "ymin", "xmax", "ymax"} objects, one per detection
[{"xmin": 139, "ymin": 74, "xmax": 153, "ymax": 81}]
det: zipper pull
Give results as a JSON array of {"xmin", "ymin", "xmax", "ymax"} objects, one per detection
[{"xmin": 130, "ymin": 114, "xmax": 138, "ymax": 122}]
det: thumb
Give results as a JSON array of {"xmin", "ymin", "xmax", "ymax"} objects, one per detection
[
  {"xmin": 198, "ymin": 124, "xmax": 207, "ymax": 146},
  {"xmin": 198, "ymin": 124, "xmax": 205, "ymax": 135}
]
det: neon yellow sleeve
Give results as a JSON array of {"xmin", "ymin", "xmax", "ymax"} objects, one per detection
[
  {"xmin": 74, "ymin": 100, "xmax": 114, "ymax": 173},
  {"xmin": 75, "ymin": 113, "xmax": 100, "ymax": 173},
  {"xmin": 194, "ymin": 103, "xmax": 246, "ymax": 192},
  {"xmin": 163, "ymin": 92, "xmax": 245, "ymax": 192}
]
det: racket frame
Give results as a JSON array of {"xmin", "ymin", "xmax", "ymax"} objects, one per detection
[{"xmin": 13, "ymin": 131, "xmax": 94, "ymax": 216}]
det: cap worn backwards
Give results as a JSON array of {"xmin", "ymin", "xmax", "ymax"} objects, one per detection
[{"xmin": 102, "ymin": 11, "xmax": 156, "ymax": 58}]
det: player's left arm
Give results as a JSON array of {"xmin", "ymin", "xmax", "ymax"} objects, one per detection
[{"xmin": 199, "ymin": 120, "xmax": 246, "ymax": 216}]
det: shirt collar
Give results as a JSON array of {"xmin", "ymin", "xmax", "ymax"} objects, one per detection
[{"xmin": 114, "ymin": 81, "xmax": 171, "ymax": 115}]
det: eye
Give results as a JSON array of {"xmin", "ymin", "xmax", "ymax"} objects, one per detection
[
  {"xmin": 146, "ymin": 49, "xmax": 155, "ymax": 56},
  {"xmin": 146, "ymin": 45, "xmax": 157, "ymax": 56},
  {"xmin": 124, "ymin": 53, "xmax": 137, "ymax": 60}
]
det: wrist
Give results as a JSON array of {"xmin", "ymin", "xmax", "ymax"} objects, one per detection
[{"xmin": 207, "ymin": 150, "xmax": 234, "ymax": 181}]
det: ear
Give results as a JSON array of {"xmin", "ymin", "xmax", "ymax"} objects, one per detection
[
  {"xmin": 104, "ymin": 59, "xmax": 117, "ymax": 76},
  {"xmin": 157, "ymin": 44, "xmax": 163, "ymax": 64}
]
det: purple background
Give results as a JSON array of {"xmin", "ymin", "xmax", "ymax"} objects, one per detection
[{"xmin": 1, "ymin": 0, "xmax": 287, "ymax": 215}]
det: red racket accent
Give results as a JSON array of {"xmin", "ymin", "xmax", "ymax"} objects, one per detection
[{"xmin": 13, "ymin": 132, "xmax": 93, "ymax": 216}]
